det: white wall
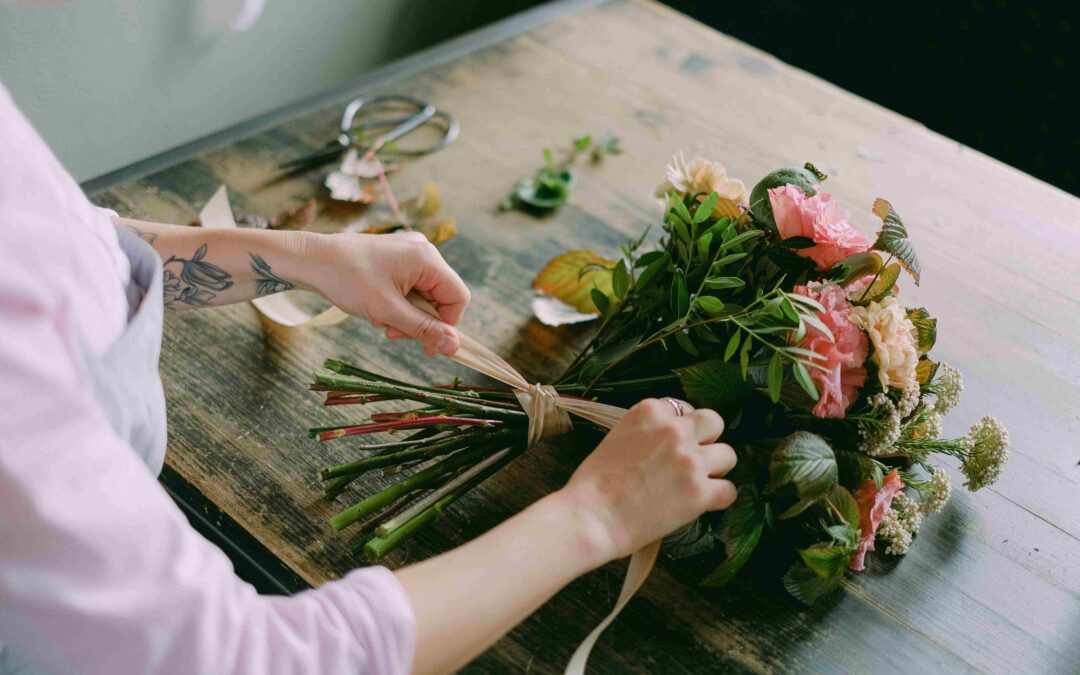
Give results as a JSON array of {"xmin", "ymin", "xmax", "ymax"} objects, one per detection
[{"xmin": 0, "ymin": 0, "xmax": 536, "ymax": 180}]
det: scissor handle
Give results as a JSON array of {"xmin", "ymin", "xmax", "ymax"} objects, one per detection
[{"xmin": 338, "ymin": 94, "xmax": 459, "ymax": 157}]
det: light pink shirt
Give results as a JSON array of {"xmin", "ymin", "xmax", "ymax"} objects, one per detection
[{"xmin": 0, "ymin": 84, "xmax": 415, "ymax": 675}]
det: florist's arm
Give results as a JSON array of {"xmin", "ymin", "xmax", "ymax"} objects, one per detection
[{"xmin": 116, "ymin": 218, "xmax": 467, "ymax": 355}]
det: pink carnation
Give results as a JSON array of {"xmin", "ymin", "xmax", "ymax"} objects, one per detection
[
  {"xmin": 850, "ymin": 469, "xmax": 904, "ymax": 571},
  {"xmin": 768, "ymin": 185, "xmax": 871, "ymax": 270},
  {"xmin": 792, "ymin": 283, "xmax": 868, "ymax": 418}
]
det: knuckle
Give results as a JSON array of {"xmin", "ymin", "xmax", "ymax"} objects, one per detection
[
  {"xmin": 657, "ymin": 419, "xmax": 684, "ymax": 442},
  {"xmin": 415, "ymin": 314, "xmax": 440, "ymax": 338}
]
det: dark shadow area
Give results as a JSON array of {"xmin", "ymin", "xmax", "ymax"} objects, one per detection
[{"xmin": 663, "ymin": 0, "xmax": 1078, "ymax": 196}]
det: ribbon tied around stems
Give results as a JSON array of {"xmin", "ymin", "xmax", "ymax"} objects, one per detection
[{"xmin": 198, "ymin": 187, "xmax": 660, "ymax": 674}]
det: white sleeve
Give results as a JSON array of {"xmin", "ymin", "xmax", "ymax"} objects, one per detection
[{"xmin": 0, "ymin": 263, "xmax": 415, "ymax": 674}]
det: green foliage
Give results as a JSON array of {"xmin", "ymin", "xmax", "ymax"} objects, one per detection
[
  {"xmin": 783, "ymin": 564, "xmax": 842, "ymax": 605},
  {"xmin": 612, "ymin": 259, "xmax": 629, "ymax": 300},
  {"xmin": 770, "ymin": 432, "xmax": 839, "ymax": 516},
  {"xmin": 670, "ymin": 267, "xmax": 690, "ymax": 317},
  {"xmin": 797, "ymin": 544, "xmax": 851, "ymax": 578},
  {"xmin": 501, "ymin": 134, "xmax": 621, "ymax": 214},
  {"xmin": 701, "ymin": 486, "xmax": 766, "ymax": 587},
  {"xmin": 675, "ymin": 360, "xmax": 755, "ymax": 411}
]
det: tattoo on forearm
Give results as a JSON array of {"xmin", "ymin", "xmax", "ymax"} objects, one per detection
[
  {"xmin": 162, "ymin": 244, "xmax": 233, "ymax": 308},
  {"xmin": 250, "ymin": 253, "xmax": 294, "ymax": 296},
  {"xmin": 121, "ymin": 225, "xmax": 157, "ymax": 245}
]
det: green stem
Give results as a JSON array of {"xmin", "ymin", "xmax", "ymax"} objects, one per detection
[
  {"xmin": 328, "ymin": 442, "xmax": 500, "ymax": 531},
  {"xmin": 363, "ymin": 442, "xmax": 523, "ymax": 560},
  {"xmin": 321, "ymin": 429, "xmax": 515, "ymax": 480},
  {"xmin": 314, "ymin": 374, "xmax": 527, "ymax": 421}
]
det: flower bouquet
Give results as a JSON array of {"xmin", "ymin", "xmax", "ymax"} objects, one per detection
[{"xmin": 307, "ymin": 155, "xmax": 1008, "ymax": 603}]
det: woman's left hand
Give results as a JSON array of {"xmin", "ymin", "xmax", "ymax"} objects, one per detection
[{"xmin": 302, "ymin": 230, "xmax": 471, "ymax": 356}]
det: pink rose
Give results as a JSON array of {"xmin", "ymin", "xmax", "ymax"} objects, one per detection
[
  {"xmin": 850, "ymin": 469, "xmax": 904, "ymax": 571},
  {"xmin": 768, "ymin": 185, "xmax": 871, "ymax": 270},
  {"xmin": 792, "ymin": 283, "xmax": 868, "ymax": 418}
]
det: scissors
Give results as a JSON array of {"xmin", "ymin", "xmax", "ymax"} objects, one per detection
[{"xmin": 278, "ymin": 94, "xmax": 459, "ymax": 171}]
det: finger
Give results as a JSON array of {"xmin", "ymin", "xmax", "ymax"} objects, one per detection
[
  {"xmin": 707, "ymin": 479, "xmax": 738, "ymax": 511},
  {"xmin": 383, "ymin": 295, "xmax": 460, "ymax": 356},
  {"xmin": 412, "ymin": 246, "xmax": 471, "ymax": 326},
  {"xmin": 661, "ymin": 397, "xmax": 694, "ymax": 418},
  {"xmin": 689, "ymin": 408, "xmax": 724, "ymax": 443},
  {"xmin": 700, "ymin": 443, "xmax": 737, "ymax": 478}
]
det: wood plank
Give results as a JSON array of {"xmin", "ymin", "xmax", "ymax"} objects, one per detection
[{"xmin": 92, "ymin": 0, "xmax": 1080, "ymax": 671}]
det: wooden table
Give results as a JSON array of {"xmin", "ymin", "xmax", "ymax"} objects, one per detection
[{"xmin": 89, "ymin": 0, "xmax": 1080, "ymax": 671}]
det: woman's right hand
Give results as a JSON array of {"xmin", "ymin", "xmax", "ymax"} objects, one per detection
[{"xmin": 558, "ymin": 398, "xmax": 738, "ymax": 564}]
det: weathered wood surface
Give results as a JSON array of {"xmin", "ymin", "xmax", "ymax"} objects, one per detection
[{"xmin": 93, "ymin": 0, "xmax": 1080, "ymax": 672}]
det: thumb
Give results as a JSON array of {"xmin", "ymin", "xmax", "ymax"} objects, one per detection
[{"xmin": 384, "ymin": 296, "xmax": 460, "ymax": 356}]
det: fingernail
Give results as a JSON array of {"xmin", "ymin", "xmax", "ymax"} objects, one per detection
[{"xmin": 435, "ymin": 334, "xmax": 456, "ymax": 355}]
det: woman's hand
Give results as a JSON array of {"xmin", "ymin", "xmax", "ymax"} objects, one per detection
[
  {"xmin": 397, "ymin": 397, "xmax": 736, "ymax": 674},
  {"xmin": 558, "ymin": 398, "xmax": 738, "ymax": 564},
  {"xmin": 303, "ymin": 231, "xmax": 471, "ymax": 356}
]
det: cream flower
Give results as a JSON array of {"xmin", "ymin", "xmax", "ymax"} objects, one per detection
[
  {"xmin": 932, "ymin": 362, "xmax": 964, "ymax": 415},
  {"xmin": 878, "ymin": 492, "xmax": 921, "ymax": 556},
  {"xmin": 653, "ymin": 152, "xmax": 749, "ymax": 204},
  {"xmin": 849, "ymin": 297, "xmax": 919, "ymax": 390}
]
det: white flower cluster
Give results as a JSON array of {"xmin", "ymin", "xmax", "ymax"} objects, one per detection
[
  {"xmin": 859, "ymin": 393, "xmax": 902, "ymax": 456},
  {"xmin": 897, "ymin": 384, "xmax": 922, "ymax": 418},
  {"xmin": 919, "ymin": 466, "xmax": 951, "ymax": 514},
  {"xmin": 933, "ymin": 362, "xmax": 963, "ymax": 415},
  {"xmin": 911, "ymin": 411, "xmax": 943, "ymax": 439},
  {"xmin": 878, "ymin": 493, "xmax": 922, "ymax": 556},
  {"xmin": 961, "ymin": 416, "xmax": 1010, "ymax": 491}
]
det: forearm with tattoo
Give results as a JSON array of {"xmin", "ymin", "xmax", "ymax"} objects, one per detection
[{"xmin": 113, "ymin": 217, "xmax": 311, "ymax": 310}]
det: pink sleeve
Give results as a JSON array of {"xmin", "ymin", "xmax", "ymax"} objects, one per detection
[{"xmin": 0, "ymin": 252, "xmax": 415, "ymax": 674}]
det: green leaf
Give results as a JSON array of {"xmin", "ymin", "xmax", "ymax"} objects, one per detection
[
  {"xmin": 769, "ymin": 431, "xmax": 838, "ymax": 501},
  {"xmin": 612, "ymin": 259, "xmax": 629, "ymax": 300},
  {"xmin": 634, "ymin": 250, "xmax": 665, "ymax": 268},
  {"xmin": 712, "ymin": 252, "xmax": 748, "ymax": 269},
  {"xmin": 779, "ymin": 298, "xmax": 800, "ymax": 324},
  {"xmin": 782, "ymin": 563, "xmax": 841, "ymax": 605},
  {"xmin": 590, "ymin": 287, "xmax": 610, "ymax": 315},
  {"xmin": 697, "ymin": 231, "xmax": 714, "ymax": 262},
  {"xmin": 696, "ymin": 295, "xmax": 726, "ymax": 315},
  {"xmin": 786, "ymin": 292, "xmax": 825, "ymax": 313},
  {"xmin": 703, "ymin": 276, "xmax": 745, "ymax": 290},
  {"xmin": 739, "ymin": 335, "xmax": 752, "ymax": 379},
  {"xmin": 670, "ymin": 193, "xmax": 694, "ymax": 229},
  {"xmin": 671, "ymin": 215, "xmax": 692, "ymax": 245},
  {"xmin": 800, "ymin": 311, "xmax": 835, "ymax": 342},
  {"xmin": 915, "ymin": 357, "xmax": 939, "ymax": 385},
  {"xmin": 832, "ymin": 251, "xmax": 883, "ymax": 286},
  {"xmin": 861, "ymin": 263, "xmax": 900, "ymax": 303},
  {"xmin": 573, "ymin": 135, "xmax": 592, "ymax": 151},
  {"xmin": 542, "ymin": 147, "xmax": 554, "ymax": 167},
  {"xmin": 674, "ymin": 331, "xmax": 697, "ymax": 356},
  {"xmin": 635, "ymin": 252, "xmax": 670, "ymax": 290},
  {"xmin": 907, "ymin": 307, "xmax": 937, "ymax": 353},
  {"xmin": 670, "ymin": 268, "xmax": 689, "ymax": 317},
  {"xmin": 767, "ymin": 351, "xmax": 783, "ymax": 403},
  {"xmin": 701, "ymin": 486, "xmax": 766, "ymax": 587},
  {"xmin": 675, "ymin": 359, "xmax": 755, "ymax": 411},
  {"xmin": 720, "ymin": 229, "xmax": 763, "ymax": 252},
  {"xmin": 824, "ymin": 484, "xmax": 860, "ymax": 527},
  {"xmin": 826, "ymin": 524, "xmax": 861, "ymax": 548},
  {"xmin": 694, "ymin": 191, "xmax": 720, "ymax": 224},
  {"xmin": 797, "ymin": 544, "xmax": 851, "ymax": 578},
  {"xmin": 723, "ymin": 331, "xmax": 742, "ymax": 361},
  {"xmin": 792, "ymin": 360, "xmax": 819, "ymax": 400},
  {"xmin": 871, "ymin": 198, "xmax": 921, "ymax": 285}
]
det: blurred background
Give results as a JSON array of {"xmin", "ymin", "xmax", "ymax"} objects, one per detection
[{"xmin": 1, "ymin": 0, "xmax": 1074, "ymax": 195}]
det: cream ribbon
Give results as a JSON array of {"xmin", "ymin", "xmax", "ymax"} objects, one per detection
[{"xmin": 199, "ymin": 185, "xmax": 659, "ymax": 672}]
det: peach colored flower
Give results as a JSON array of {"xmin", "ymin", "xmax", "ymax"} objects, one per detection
[
  {"xmin": 768, "ymin": 185, "xmax": 871, "ymax": 270},
  {"xmin": 653, "ymin": 152, "xmax": 749, "ymax": 204},
  {"xmin": 850, "ymin": 469, "xmax": 904, "ymax": 571},
  {"xmin": 849, "ymin": 296, "xmax": 919, "ymax": 390},
  {"xmin": 792, "ymin": 282, "xmax": 869, "ymax": 418}
]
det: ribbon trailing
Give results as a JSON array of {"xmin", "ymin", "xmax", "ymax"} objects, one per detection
[{"xmin": 199, "ymin": 185, "xmax": 660, "ymax": 673}]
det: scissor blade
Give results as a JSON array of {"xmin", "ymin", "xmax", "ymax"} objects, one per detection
[{"xmin": 277, "ymin": 143, "xmax": 347, "ymax": 171}]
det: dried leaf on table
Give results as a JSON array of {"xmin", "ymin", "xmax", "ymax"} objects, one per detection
[{"xmin": 532, "ymin": 249, "xmax": 616, "ymax": 314}]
